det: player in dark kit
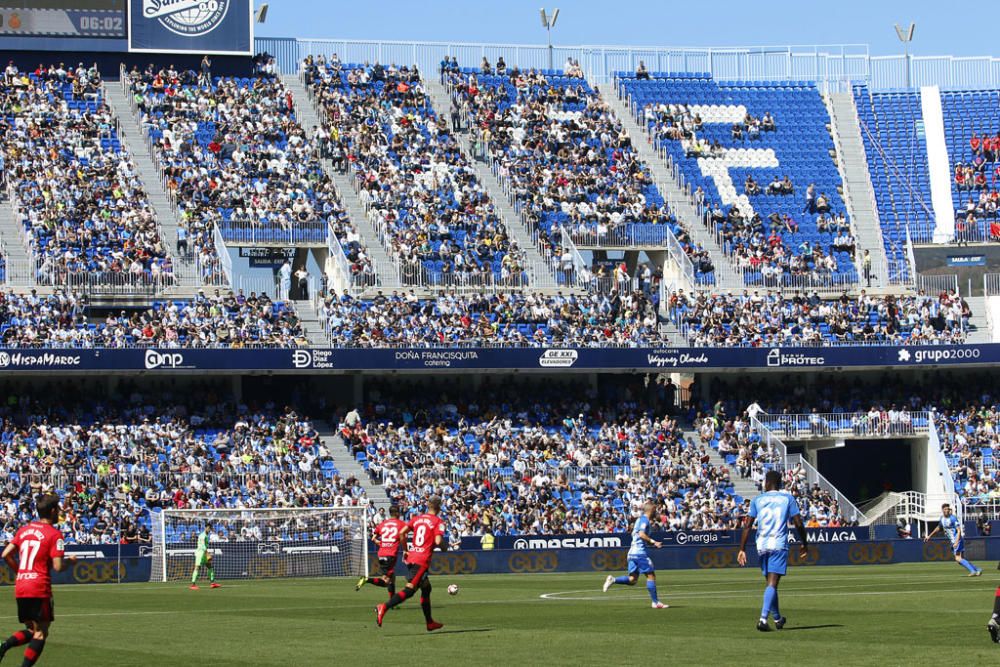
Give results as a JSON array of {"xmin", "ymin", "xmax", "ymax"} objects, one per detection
[
  {"xmin": 375, "ymin": 496, "xmax": 446, "ymax": 632},
  {"xmin": 356, "ymin": 506, "xmax": 407, "ymax": 598},
  {"xmin": 0, "ymin": 494, "xmax": 77, "ymax": 666}
]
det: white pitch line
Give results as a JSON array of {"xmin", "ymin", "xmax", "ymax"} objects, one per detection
[{"xmin": 541, "ymin": 585, "xmax": 991, "ymax": 602}]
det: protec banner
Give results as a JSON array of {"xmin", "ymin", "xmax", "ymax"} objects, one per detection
[{"xmin": 128, "ymin": 0, "xmax": 252, "ymax": 55}]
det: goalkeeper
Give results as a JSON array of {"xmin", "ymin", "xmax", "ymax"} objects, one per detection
[{"xmin": 189, "ymin": 526, "xmax": 221, "ymax": 590}]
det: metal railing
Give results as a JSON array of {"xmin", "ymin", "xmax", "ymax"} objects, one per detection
[
  {"xmin": 217, "ymin": 219, "xmax": 329, "ymax": 246},
  {"xmin": 275, "ymin": 37, "xmax": 1000, "ymax": 92},
  {"xmin": 750, "ymin": 414, "xmax": 866, "ymax": 523},
  {"xmin": 327, "ymin": 227, "xmax": 377, "ymax": 294},
  {"xmin": 985, "ymin": 273, "xmax": 1000, "ymax": 296},
  {"xmin": 565, "ymin": 224, "xmax": 676, "ymax": 248},
  {"xmin": 929, "ymin": 415, "xmax": 961, "ymax": 519},
  {"xmin": 756, "ymin": 411, "xmax": 930, "ymax": 440},
  {"xmin": 916, "ymin": 273, "xmax": 959, "ymax": 295}
]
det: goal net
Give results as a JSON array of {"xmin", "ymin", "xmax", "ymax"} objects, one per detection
[{"xmin": 150, "ymin": 506, "xmax": 369, "ymax": 582}]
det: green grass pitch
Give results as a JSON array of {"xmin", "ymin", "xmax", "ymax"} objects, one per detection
[{"xmin": 10, "ymin": 562, "xmax": 999, "ymax": 665}]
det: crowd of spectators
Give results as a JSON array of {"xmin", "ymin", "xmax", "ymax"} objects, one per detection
[
  {"xmin": 0, "ymin": 385, "xmax": 367, "ymax": 544},
  {"xmin": 0, "ymin": 288, "xmax": 306, "ymax": 348},
  {"xmin": 318, "ymin": 289, "xmax": 663, "ymax": 347},
  {"xmin": 339, "ymin": 379, "xmax": 747, "ymax": 535},
  {"xmin": 126, "ymin": 61, "xmax": 374, "ymax": 284},
  {"xmin": 668, "ymin": 288, "xmax": 970, "ymax": 346},
  {"xmin": 443, "ymin": 65, "xmax": 715, "ymax": 282},
  {"xmin": 640, "ymin": 96, "xmax": 856, "ymax": 286},
  {"xmin": 937, "ymin": 406, "xmax": 1000, "ymax": 505},
  {"xmin": 1, "ymin": 62, "xmax": 174, "ymax": 284},
  {"xmin": 303, "ymin": 55, "xmax": 527, "ymax": 286}
]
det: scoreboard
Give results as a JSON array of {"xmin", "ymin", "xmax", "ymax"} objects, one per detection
[
  {"xmin": 0, "ymin": 1, "xmax": 251, "ymax": 55},
  {"xmin": 0, "ymin": 1, "xmax": 126, "ymax": 38}
]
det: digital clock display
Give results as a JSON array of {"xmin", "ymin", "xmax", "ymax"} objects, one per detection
[{"xmin": 0, "ymin": 2, "xmax": 126, "ymax": 38}]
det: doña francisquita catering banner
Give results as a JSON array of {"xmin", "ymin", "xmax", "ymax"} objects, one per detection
[{"xmin": 128, "ymin": 0, "xmax": 252, "ymax": 54}]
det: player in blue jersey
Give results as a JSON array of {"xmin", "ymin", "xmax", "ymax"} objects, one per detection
[
  {"xmin": 924, "ymin": 503, "xmax": 982, "ymax": 576},
  {"xmin": 737, "ymin": 470, "xmax": 809, "ymax": 632},
  {"xmin": 602, "ymin": 501, "xmax": 667, "ymax": 608}
]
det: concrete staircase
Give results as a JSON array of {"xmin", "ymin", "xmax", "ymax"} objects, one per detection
[
  {"xmin": 0, "ymin": 191, "xmax": 31, "ymax": 286},
  {"xmin": 964, "ymin": 295, "xmax": 991, "ymax": 344},
  {"xmin": 827, "ymin": 92, "xmax": 888, "ymax": 288},
  {"xmin": 422, "ymin": 78, "xmax": 558, "ymax": 289},
  {"xmin": 600, "ymin": 84, "xmax": 743, "ymax": 290},
  {"xmin": 315, "ymin": 421, "xmax": 390, "ymax": 508},
  {"xmin": 103, "ymin": 83, "xmax": 196, "ymax": 288},
  {"xmin": 293, "ymin": 298, "xmax": 331, "ymax": 346},
  {"xmin": 281, "ymin": 74, "xmax": 402, "ymax": 290},
  {"xmin": 685, "ymin": 429, "xmax": 759, "ymax": 501}
]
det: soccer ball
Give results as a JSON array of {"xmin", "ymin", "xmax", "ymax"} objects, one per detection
[{"xmin": 447, "ymin": 584, "xmax": 459, "ymax": 596}]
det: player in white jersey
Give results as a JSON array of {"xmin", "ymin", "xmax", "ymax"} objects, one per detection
[
  {"xmin": 737, "ymin": 470, "xmax": 808, "ymax": 632},
  {"xmin": 924, "ymin": 503, "xmax": 982, "ymax": 576},
  {"xmin": 602, "ymin": 501, "xmax": 667, "ymax": 608}
]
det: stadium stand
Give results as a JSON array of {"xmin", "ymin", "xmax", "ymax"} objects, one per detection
[
  {"xmin": 337, "ymin": 379, "xmax": 853, "ymax": 534},
  {"xmin": 0, "ymin": 391, "xmax": 367, "ymax": 544},
  {"xmin": 853, "ymin": 86, "xmax": 934, "ymax": 271},
  {"xmin": 940, "ymin": 89, "xmax": 1000, "ymax": 242},
  {"xmin": 318, "ymin": 289, "xmax": 663, "ymax": 347},
  {"xmin": 1, "ymin": 63, "xmax": 174, "ymax": 288},
  {"xmin": 444, "ymin": 65, "xmax": 717, "ymax": 284},
  {"xmin": 619, "ymin": 73, "xmax": 858, "ymax": 288},
  {"xmin": 0, "ymin": 288, "xmax": 306, "ymax": 348},
  {"xmin": 124, "ymin": 63, "xmax": 375, "ymax": 284},
  {"xmin": 668, "ymin": 288, "xmax": 970, "ymax": 346},
  {"xmin": 302, "ymin": 56, "xmax": 529, "ymax": 287}
]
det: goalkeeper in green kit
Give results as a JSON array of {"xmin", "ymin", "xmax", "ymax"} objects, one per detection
[{"xmin": 189, "ymin": 526, "xmax": 221, "ymax": 590}]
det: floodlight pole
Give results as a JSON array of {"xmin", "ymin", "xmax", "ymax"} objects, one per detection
[
  {"xmin": 540, "ymin": 8, "xmax": 560, "ymax": 71},
  {"xmin": 895, "ymin": 23, "xmax": 916, "ymax": 89}
]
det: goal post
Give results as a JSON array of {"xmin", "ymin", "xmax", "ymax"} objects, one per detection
[{"xmin": 149, "ymin": 506, "xmax": 369, "ymax": 583}]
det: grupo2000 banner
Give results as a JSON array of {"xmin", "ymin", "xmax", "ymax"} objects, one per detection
[
  {"xmin": 129, "ymin": 0, "xmax": 252, "ymax": 54},
  {"xmin": 0, "ymin": 343, "xmax": 996, "ymax": 373}
]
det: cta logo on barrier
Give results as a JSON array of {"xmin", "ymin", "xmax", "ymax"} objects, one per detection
[
  {"xmin": 429, "ymin": 553, "xmax": 477, "ymax": 575},
  {"xmin": 508, "ymin": 551, "xmax": 559, "ymax": 573},
  {"xmin": 129, "ymin": 0, "xmax": 251, "ymax": 55},
  {"xmin": 848, "ymin": 542, "xmax": 894, "ymax": 565},
  {"xmin": 590, "ymin": 550, "xmax": 628, "ymax": 571}
]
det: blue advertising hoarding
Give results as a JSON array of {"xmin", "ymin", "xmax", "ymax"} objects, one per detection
[
  {"xmin": 0, "ymin": 537, "xmax": 992, "ymax": 585},
  {"xmin": 128, "ymin": 0, "xmax": 252, "ymax": 55},
  {"xmin": 0, "ymin": 342, "xmax": 994, "ymax": 373}
]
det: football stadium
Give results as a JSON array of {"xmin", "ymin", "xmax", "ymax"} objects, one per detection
[{"xmin": 0, "ymin": 0, "xmax": 999, "ymax": 664}]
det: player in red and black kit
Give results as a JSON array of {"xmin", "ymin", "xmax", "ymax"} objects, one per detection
[
  {"xmin": 355, "ymin": 505, "xmax": 407, "ymax": 598},
  {"xmin": 375, "ymin": 496, "xmax": 446, "ymax": 632},
  {"xmin": 0, "ymin": 494, "xmax": 76, "ymax": 666}
]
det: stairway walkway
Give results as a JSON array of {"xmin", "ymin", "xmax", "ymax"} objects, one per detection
[
  {"xmin": 104, "ymin": 83, "xmax": 196, "ymax": 288},
  {"xmin": 600, "ymin": 84, "xmax": 742, "ymax": 290},
  {"xmin": 827, "ymin": 93, "xmax": 888, "ymax": 288},
  {"xmin": 964, "ymin": 295, "xmax": 991, "ymax": 344},
  {"xmin": 315, "ymin": 421, "xmax": 390, "ymax": 508},
  {"xmin": 423, "ymin": 78, "xmax": 558, "ymax": 289},
  {"xmin": 282, "ymin": 74, "xmax": 401, "ymax": 290},
  {"xmin": 0, "ymin": 191, "xmax": 31, "ymax": 285},
  {"xmin": 684, "ymin": 429, "xmax": 759, "ymax": 501},
  {"xmin": 292, "ymin": 298, "xmax": 330, "ymax": 346}
]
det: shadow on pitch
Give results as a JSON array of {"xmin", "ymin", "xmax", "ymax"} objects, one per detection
[
  {"xmin": 781, "ymin": 624, "xmax": 843, "ymax": 631},
  {"xmin": 421, "ymin": 628, "xmax": 493, "ymax": 636}
]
